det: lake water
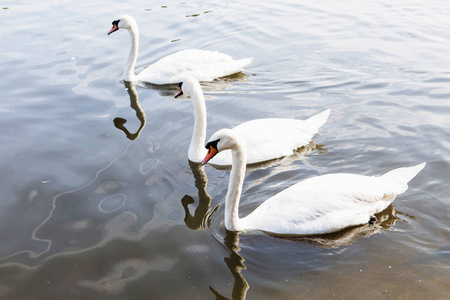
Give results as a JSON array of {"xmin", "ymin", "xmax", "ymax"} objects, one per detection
[{"xmin": 0, "ymin": 0, "xmax": 449, "ymax": 299}]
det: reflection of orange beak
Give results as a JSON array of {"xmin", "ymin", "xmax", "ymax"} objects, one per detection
[
  {"xmin": 174, "ymin": 88, "xmax": 183, "ymax": 98},
  {"xmin": 202, "ymin": 147, "xmax": 218, "ymax": 165},
  {"xmin": 108, "ymin": 23, "xmax": 119, "ymax": 35}
]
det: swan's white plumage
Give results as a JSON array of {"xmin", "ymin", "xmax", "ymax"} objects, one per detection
[
  {"xmin": 215, "ymin": 111, "xmax": 330, "ymax": 165},
  {"xmin": 109, "ymin": 15, "xmax": 252, "ymax": 85},
  {"xmin": 142, "ymin": 49, "xmax": 252, "ymax": 84},
  {"xmin": 203, "ymin": 129, "xmax": 425, "ymax": 235},
  {"xmin": 178, "ymin": 77, "xmax": 330, "ymax": 165}
]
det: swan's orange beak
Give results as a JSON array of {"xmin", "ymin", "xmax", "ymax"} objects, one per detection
[
  {"xmin": 202, "ymin": 146, "xmax": 218, "ymax": 165},
  {"xmin": 174, "ymin": 88, "xmax": 183, "ymax": 98},
  {"xmin": 108, "ymin": 23, "xmax": 119, "ymax": 35}
]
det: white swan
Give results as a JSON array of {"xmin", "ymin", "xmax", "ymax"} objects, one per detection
[
  {"xmin": 202, "ymin": 128, "xmax": 426, "ymax": 235},
  {"xmin": 175, "ymin": 77, "xmax": 330, "ymax": 166},
  {"xmin": 108, "ymin": 15, "xmax": 253, "ymax": 85}
]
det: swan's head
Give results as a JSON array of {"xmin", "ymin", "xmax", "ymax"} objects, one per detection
[
  {"xmin": 202, "ymin": 129, "xmax": 241, "ymax": 165},
  {"xmin": 174, "ymin": 77, "xmax": 201, "ymax": 98},
  {"xmin": 108, "ymin": 15, "xmax": 137, "ymax": 35}
]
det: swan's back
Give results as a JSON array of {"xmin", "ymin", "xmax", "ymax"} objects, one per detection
[
  {"xmin": 241, "ymin": 163, "xmax": 425, "ymax": 235},
  {"xmin": 138, "ymin": 49, "xmax": 252, "ymax": 84},
  {"xmin": 212, "ymin": 109, "xmax": 330, "ymax": 165}
]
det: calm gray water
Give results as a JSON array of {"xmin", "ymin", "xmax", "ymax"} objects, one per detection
[{"xmin": 0, "ymin": 0, "xmax": 449, "ymax": 299}]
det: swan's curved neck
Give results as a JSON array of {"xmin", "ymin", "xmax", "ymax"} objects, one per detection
[
  {"xmin": 124, "ymin": 24, "xmax": 139, "ymax": 81},
  {"xmin": 225, "ymin": 141, "xmax": 247, "ymax": 231},
  {"xmin": 188, "ymin": 84, "xmax": 207, "ymax": 162}
]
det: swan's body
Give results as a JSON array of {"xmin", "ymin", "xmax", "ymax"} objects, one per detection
[
  {"xmin": 175, "ymin": 77, "xmax": 330, "ymax": 166},
  {"xmin": 108, "ymin": 15, "xmax": 252, "ymax": 85},
  {"xmin": 202, "ymin": 129, "xmax": 426, "ymax": 235}
]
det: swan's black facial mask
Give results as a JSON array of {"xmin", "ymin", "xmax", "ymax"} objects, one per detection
[
  {"xmin": 202, "ymin": 139, "xmax": 220, "ymax": 165},
  {"xmin": 108, "ymin": 20, "xmax": 120, "ymax": 35},
  {"xmin": 175, "ymin": 82, "xmax": 184, "ymax": 98}
]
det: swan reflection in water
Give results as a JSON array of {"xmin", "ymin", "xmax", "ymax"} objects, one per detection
[
  {"xmin": 113, "ymin": 81, "xmax": 146, "ymax": 140},
  {"xmin": 182, "ymin": 158, "xmax": 412, "ymax": 299},
  {"xmin": 181, "ymin": 161, "xmax": 247, "ymax": 299},
  {"xmin": 210, "ymin": 230, "xmax": 249, "ymax": 300},
  {"xmin": 182, "ymin": 160, "xmax": 221, "ymax": 231}
]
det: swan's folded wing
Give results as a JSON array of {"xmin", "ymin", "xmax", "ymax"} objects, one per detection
[
  {"xmin": 208, "ymin": 117, "xmax": 322, "ymax": 166},
  {"xmin": 231, "ymin": 118, "xmax": 319, "ymax": 164},
  {"xmin": 139, "ymin": 49, "xmax": 252, "ymax": 84},
  {"xmin": 241, "ymin": 173, "xmax": 406, "ymax": 235}
]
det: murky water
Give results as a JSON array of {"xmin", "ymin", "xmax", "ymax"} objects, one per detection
[{"xmin": 0, "ymin": 0, "xmax": 449, "ymax": 299}]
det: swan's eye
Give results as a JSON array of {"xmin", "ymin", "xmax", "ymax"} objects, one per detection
[{"xmin": 205, "ymin": 139, "xmax": 220, "ymax": 151}]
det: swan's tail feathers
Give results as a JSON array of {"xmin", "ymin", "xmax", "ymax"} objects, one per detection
[
  {"xmin": 235, "ymin": 57, "xmax": 253, "ymax": 70},
  {"xmin": 217, "ymin": 57, "xmax": 253, "ymax": 79},
  {"xmin": 383, "ymin": 162, "xmax": 426, "ymax": 187},
  {"xmin": 305, "ymin": 108, "xmax": 331, "ymax": 131}
]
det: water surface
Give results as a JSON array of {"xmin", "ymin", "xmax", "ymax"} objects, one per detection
[{"xmin": 0, "ymin": 0, "xmax": 449, "ymax": 299}]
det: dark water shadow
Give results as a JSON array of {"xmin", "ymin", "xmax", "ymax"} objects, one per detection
[
  {"xmin": 266, "ymin": 204, "xmax": 403, "ymax": 249},
  {"xmin": 135, "ymin": 81, "xmax": 178, "ymax": 96},
  {"xmin": 136, "ymin": 71, "xmax": 250, "ymax": 95},
  {"xmin": 113, "ymin": 81, "xmax": 146, "ymax": 140}
]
